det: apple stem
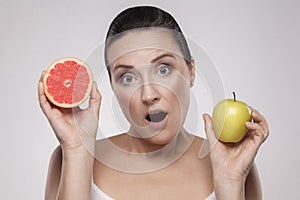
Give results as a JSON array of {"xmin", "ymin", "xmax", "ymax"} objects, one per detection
[{"xmin": 233, "ymin": 92, "xmax": 236, "ymax": 102}]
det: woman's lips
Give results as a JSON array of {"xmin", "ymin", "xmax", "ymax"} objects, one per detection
[
  {"xmin": 145, "ymin": 111, "xmax": 168, "ymax": 129},
  {"xmin": 146, "ymin": 112, "xmax": 167, "ymax": 122}
]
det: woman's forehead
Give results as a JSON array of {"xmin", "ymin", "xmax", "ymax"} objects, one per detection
[
  {"xmin": 106, "ymin": 28, "xmax": 183, "ymax": 66},
  {"xmin": 110, "ymin": 49, "xmax": 181, "ymax": 70}
]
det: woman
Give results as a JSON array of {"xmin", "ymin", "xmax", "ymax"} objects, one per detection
[{"xmin": 39, "ymin": 6, "xmax": 269, "ymax": 200}]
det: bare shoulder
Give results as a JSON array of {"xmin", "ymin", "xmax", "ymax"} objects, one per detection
[
  {"xmin": 45, "ymin": 145, "xmax": 62, "ymax": 200},
  {"xmin": 94, "ymin": 133, "xmax": 129, "ymax": 153}
]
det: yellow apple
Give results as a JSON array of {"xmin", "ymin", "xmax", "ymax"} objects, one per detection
[{"xmin": 212, "ymin": 92, "xmax": 252, "ymax": 143}]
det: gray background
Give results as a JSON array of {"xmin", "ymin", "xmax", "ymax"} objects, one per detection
[{"xmin": 1, "ymin": 0, "xmax": 299, "ymax": 199}]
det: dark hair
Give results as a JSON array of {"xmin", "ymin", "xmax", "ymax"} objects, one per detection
[{"xmin": 105, "ymin": 6, "xmax": 192, "ymax": 79}]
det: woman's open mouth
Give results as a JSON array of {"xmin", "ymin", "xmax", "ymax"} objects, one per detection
[
  {"xmin": 146, "ymin": 112, "xmax": 167, "ymax": 122},
  {"xmin": 145, "ymin": 111, "xmax": 168, "ymax": 129}
]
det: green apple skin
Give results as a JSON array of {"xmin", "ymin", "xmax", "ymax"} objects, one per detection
[{"xmin": 212, "ymin": 99, "xmax": 252, "ymax": 143}]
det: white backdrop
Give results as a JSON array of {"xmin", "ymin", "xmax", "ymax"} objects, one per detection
[{"xmin": 1, "ymin": 0, "xmax": 299, "ymax": 199}]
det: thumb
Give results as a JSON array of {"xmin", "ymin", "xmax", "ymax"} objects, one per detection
[
  {"xmin": 199, "ymin": 113, "xmax": 218, "ymax": 159},
  {"xmin": 202, "ymin": 113, "xmax": 218, "ymax": 146},
  {"xmin": 88, "ymin": 81, "xmax": 102, "ymax": 118}
]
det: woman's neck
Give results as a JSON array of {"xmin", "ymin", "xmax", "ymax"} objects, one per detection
[{"xmin": 120, "ymin": 128, "xmax": 194, "ymax": 154}]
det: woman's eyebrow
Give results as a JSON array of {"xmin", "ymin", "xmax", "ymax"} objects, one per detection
[
  {"xmin": 112, "ymin": 53, "xmax": 175, "ymax": 73},
  {"xmin": 151, "ymin": 53, "xmax": 176, "ymax": 63},
  {"xmin": 113, "ymin": 64, "xmax": 134, "ymax": 73}
]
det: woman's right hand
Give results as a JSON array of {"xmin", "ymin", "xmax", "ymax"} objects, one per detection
[{"xmin": 38, "ymin": 71, "xmax": 102, "ymax": 153}]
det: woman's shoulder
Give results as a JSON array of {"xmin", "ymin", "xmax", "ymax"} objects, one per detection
[
  {"xmin": 95, "ymin": 133, "xmax": 126, "ymax": 143},
  {"xmin": 95, "ymin": 133, "xmax": 127, "ymax": 151}
]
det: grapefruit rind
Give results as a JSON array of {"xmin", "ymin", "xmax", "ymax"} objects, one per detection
[{"xmin": 43, "ymin": 57, "xmax": 93, "ymax": 108}]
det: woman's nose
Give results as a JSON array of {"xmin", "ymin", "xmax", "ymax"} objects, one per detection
[{"xmin": 141, "ymin": 83, "xmax": 160, "ymax": 104}]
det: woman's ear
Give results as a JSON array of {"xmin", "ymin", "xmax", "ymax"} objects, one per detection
[{"xmin": 189, "ymin": 59, "xmax": 195, "ymax": 87}]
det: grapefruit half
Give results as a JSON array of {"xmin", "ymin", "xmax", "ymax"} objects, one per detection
[{"xmin": 43, "ymin": 57, "xmax": 93, "ymax": 108}]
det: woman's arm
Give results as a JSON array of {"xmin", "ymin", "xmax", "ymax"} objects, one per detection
[
  {"xmin": 213, "ymin": 164, "xmax": 262, "ymax": 200},
  {"xmin": 58, "ymin": 147, "xmax": 94, "ymax": 200},
  {"xmin": 39, "ymin": 72, "xmax": 101, "ymax": 200},
  {"xmin": 203, "ymin": 107, "xmax": 269, "ymax": 200},
  {"xmin": 44, "ymin": 146, "xmax": 95, "ymax": 200},
  {"xmin": 45, "ymin": 146, "xmax": 62, "ymax": 200},
  {"xmin": 245, "ymin": 163, "xmax": 262, "ymax": 200}
]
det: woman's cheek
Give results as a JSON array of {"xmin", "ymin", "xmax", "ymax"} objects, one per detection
[
  {"xmin": 168, "ymin": 77, "xmax": 190, "ymax": 122},
  {"xmin": 129, "ymin": 93, "xmax": 145, "ymax": 126},
  {"xmin": 168, "ymin": 73, "xmax": 190, "ymax": 99},
  {"xmin": 115, "ymin": 90, "xmax": 135, "ymax": 125}
]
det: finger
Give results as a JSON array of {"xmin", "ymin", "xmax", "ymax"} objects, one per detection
[
  {"xmin": 249, "ymin": 106, "xmax": 265, "ymax": 123},
  {"xmin": 245, "ymin": 121, "xmax": 268, "ymax": 146},
  {"xmin": 38, "ymin": 72, "xmax": 53, "ymax": 117},
  {"xmin": 39, "ymin": 71, "xmax": 44, "ymax": 82},
  {"xmin": 88, "ymin": 81, "xmax": 102, "ymax": 118},
  {"xmin": 250, "ymin": 107, "xmax": 264, "ymax": 123},
  {"xmin": 249, "ymin": 106, "xmax": 269, "ymax": 137}
]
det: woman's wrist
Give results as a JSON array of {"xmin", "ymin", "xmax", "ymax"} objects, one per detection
[
  {"xmin": 58, "ymin": 145, "xmax": 95, "ymax": 199},
  {"xmin": 61, "ymin": 144, "xmax": 94, "ymax": 157},
  {"xmin": 213, "ymin": 176, "xmax": 245, "ymax": 200},
  {"xmin": 61, "ymin": 146, "xmax": 94, "ymax": 178}
]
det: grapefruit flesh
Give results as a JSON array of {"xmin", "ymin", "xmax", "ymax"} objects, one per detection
[{"xmin": 43, "ymin": 57, "xmax": 93, "ymax": 108}]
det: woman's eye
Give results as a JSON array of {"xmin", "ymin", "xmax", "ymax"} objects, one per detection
[
  {"xmin": 157, "ymin": 65, "xmax": 171, "ymax": 76},
  {"xmin": 120, "ymin": 74, "xmax": 136, "ymax": 84}
]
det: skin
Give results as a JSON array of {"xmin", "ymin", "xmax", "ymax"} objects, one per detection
[{"xmin": 40, "ymin": 29, "xmax": 269, "ymax": 200}]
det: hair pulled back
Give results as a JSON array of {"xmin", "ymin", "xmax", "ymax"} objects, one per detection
[{"xmin": 105, "ymin": 6, "xmax": 192, "ymax": 78}]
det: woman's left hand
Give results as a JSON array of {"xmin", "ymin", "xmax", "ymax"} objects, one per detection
[{"xmin": 203, "ymin": 107, "xmax": 269, "ymax": 184}]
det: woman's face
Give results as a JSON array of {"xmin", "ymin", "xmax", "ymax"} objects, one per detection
[{"xmin": 106, "ymin": 29, "xmax": 195, "ymax": 145}]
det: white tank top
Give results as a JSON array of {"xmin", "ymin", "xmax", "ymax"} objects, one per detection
[{"xmin": 91, "ymin": 182, "xmax": 216, "ymax": 200}]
